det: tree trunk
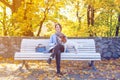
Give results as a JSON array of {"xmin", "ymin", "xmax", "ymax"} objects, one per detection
[
  {"xmin": 91, "ymin": 5, "xmax": 94, "ymax": 26},
  {"xmin": 87, "ymin": 5, "xmax": 91, "ymax": 27},
  {"xmin": 23, "ymin": 0, "xmax": 34, "ymax": 36},
  {"xmin": 36, "ymin": 5, "xmax": 49, "ymax": 36},
  {"xmin": 36, "ymin": 0, "xmax": 54, "ymax": 36},
  {"xmin": 87, "ymin": 5, "xmax": 94, "ymax": 26},
  {"xmin": 115, "ymin": 14, "xmax": 120, "ymax": 36},
  {"xmin": 37, "ymin": 18, "xmax": 45, "ymax": 36},
  {"xmin": 76, "ymin": 1, "xmax": 81, "ymax": 29},
  {"xmin": 3, "ymin": 5, "xmax": 7, "ymax": 36},
  {"xmin": 87, "ymin": 5, "xmax": 95, "ymax": 37},
  {"xmin": 0, "ymin": 0, "xmax": 24, "ymax": 13}
]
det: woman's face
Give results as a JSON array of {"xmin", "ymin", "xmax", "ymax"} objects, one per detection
[{"xmin": 55, "ymin": 24, "xmax": 61, "ymax": 33}]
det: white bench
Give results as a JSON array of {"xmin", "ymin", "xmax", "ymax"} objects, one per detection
[{"xmin": 14, "ymin": 39, "xmax": 101, "ymax": 70}]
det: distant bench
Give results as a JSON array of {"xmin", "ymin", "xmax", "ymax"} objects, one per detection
[{"xmin": 14, "ymin": 39, "xmax": 101, "ymax": 70}]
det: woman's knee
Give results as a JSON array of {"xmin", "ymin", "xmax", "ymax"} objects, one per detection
[{"xmin": 54, "ymin": 44, "xmax": 64, "ymax": 52}]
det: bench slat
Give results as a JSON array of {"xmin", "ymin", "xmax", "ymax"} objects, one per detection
[{"xmin": 15, "ymin": 52, "xmax": 101, "ymax": 60}]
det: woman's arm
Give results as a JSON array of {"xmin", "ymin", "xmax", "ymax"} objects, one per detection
[{"xmin": 49, "ymin": 34, "xmax": 57, "ymax": 46}]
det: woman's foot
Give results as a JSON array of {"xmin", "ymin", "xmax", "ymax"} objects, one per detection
[
  {"xmin": 56, "ymin": 72, "xmax": 64, "ymax": 77},
  {"xmin": 47, "ymin": 57, "xmax": 52, "ymax": 64},
  {"xmin": 57, "ymin": 72, "xmax": 63, "ymax": 75}
]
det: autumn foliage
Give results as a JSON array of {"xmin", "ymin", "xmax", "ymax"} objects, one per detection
[
  {"xmin": 0, "ymin": 0, "xmax": 120, "ymax": 37},
  {"xmin": 0, "ymin": 57, "xmax": 120, "ymax": 79}
]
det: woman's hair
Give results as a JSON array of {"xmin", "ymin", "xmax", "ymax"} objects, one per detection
[{"xmin": 55, "ymin": 23, "xmax": 62, "ymax": 31}]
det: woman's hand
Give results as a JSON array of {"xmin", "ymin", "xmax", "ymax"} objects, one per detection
[{"xmin": 58, "ymin": 33, "xmax": 67, "ymax": 43}]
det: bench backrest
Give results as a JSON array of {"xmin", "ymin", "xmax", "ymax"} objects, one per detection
[{"xmin": 20, "ymin": 39, "xmax": 96, "ymax": 53}]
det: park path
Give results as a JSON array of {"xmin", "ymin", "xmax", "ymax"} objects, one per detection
[{"xmin": 0, "ymin": 58, "xmax": 120, "ymax": 80}]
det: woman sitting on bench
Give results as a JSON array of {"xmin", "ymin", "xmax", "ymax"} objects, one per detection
[{"xmin": 47, "ymin": 23, "xmax": 67, "ymax": 75}]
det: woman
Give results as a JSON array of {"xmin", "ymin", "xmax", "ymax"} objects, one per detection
[{"xmin": 47, "ymin": 23, "xmax": 67, "ymax": 75}]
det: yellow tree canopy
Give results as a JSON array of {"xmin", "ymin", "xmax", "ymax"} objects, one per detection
[{"xmin": 0, "ymin": 0, "xmax": 120, "ymax": 37}]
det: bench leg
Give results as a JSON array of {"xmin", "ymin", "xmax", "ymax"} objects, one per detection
[
  {"xmin": 88, "ymin": 61, "xmax": 97, "ymax": 71},
  {"xmin": 19, "ymin": 60, "xmax": 29, "ymax": 71},
  {"xmin": 24, "ymin": 61, "xmax": 29, "ymax": 70}
]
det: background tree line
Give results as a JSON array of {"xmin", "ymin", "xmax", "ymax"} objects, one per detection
[{"xmin": 0, "ymin": 0, "xmax": 120, "ymax": 37}]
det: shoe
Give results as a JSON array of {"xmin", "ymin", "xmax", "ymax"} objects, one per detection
[
  {"xmin": 56, "ymin": 72, "xmax": 63, "ymax": 77},
  {"xmin": 47, "ymin": 58, "xmax": 52, "ymax": 64}
]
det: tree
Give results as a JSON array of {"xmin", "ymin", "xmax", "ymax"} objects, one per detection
[
  {"xmin": 0, "ymin": 0, "xmax": 24, "ymax": 36},
  {"xmin": 36, "ymin": 0, "xmax": 66, "ymax": 36},
  {"xmin": 87, "ymin": 5, "xmax": 94, "ymax": 26},
  {"xmin": 0, "ymin": 0, "xmax": 24, "ymax": 13},
  {"xmin": 0, "ymin": 0, "xmax": 120, "ymax": 37},
  {"xmin": 87, "ymin": 4, "xmax": 95, "ymax": 36},
  {"xmin": 115, "ymin": 14, "xmax": 120, "ymax": 36},
  {"xmin": 115, "ymin": 0, "xmax": 120, "ymax": 36}
]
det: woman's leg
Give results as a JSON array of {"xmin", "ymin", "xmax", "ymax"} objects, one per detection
[
  {"xmin": 47, "ymin": 49, "xmax": 55, "ymax": 64},
  {"xmin": 55, "ymin": 50, "xmax": 61, "ymax": 73},
  {"xmin": 53, "ymin": 44, "xmax": 64, "ymax": 73},
  {"xmin": 47, "ymin": 44, "xmax": 64, "ymax": 73}
]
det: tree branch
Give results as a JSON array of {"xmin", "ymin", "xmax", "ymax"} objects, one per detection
[
  {"xmin": 0, "ymin": 20, "xmax": 3, "ymax": 24},
  {"xmin": 0, "ymin": 0, "xmax": 12, "ymax": 9}
]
